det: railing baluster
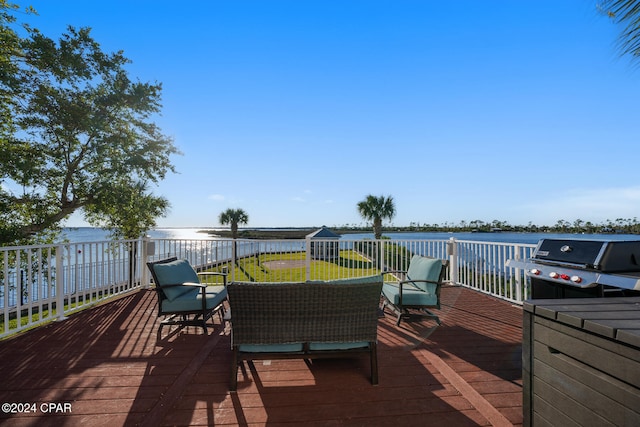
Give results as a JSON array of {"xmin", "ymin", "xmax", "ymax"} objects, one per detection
[{"xmin": 0, "ymin": 235, "xmax": 534, "ymax": 338}]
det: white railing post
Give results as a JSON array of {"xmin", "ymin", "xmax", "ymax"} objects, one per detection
[
  {"xmin": 447, "ymin": 237, "xmax": 459, "ymax": 285},
  {"xmin": 55, "ymin": 245, "xmax": 67, "ymax": 321},
  {"xmin": 379, "ymin": 239, "xmax": 386, "ymax": 273},
  {"xmin": 513, "ymin": 245, "xmax": 523, "ymax": 302},
  {"xmin": 141, "ymin": 236, "xmax": 155, "ymax": 288},
  {"xmin": 231, "ymin": 240, "xmax": 237, "ymax": 282},
  {"xmin": 305, "ymin": 235, "xmax": 311, "ymax": 281}
]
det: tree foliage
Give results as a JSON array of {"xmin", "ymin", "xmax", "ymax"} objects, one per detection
[
  {"xmin": 218, "ymin": 208, "xmax": 249, "ymax": 239},
  {"xmin": 357, "ymin": 194, "xmax": 396, "ymax": 240},
  {"xmin": 599, "ymin": 0, "xmax": 640, "ymax": 63},
  {"xmin": 0, "ymin": 5, "xmax": 178, "ymax": 244},
  {"xmin": 0, "ymin": 1, "xmax": 31, "ymax": 150},
  {"xmin": 84, "ymin": 180, "xmax": 170, "ymax": 240}
]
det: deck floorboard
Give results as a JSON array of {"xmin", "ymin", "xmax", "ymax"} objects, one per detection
[{"xmin": 0, "ymin": 284, "xmax": 523, "ymax": 426}]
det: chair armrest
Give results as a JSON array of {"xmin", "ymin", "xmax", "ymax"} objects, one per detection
[
  {"xmin": 382, "ymin": 270, "xmax": 407, "ymax": 282},
  {"xmin": 197, "ymin": 272, "xmax": 228, "ymax": 286},
  {"xmin": 184, "ymin": 282, "xmax": 207, "ymax": 288},
  {"xmin": 398, "ymin": 279, "xmax": 441, "ymax": 293},
  {"xmin": 383, "ymin": 270, "xmax": 407, "ymax": 275},
  {"xmin": 161, "ymin": 282, "xmax": 206, "ymax": 289},
  {"xmin": 398, "ymin": 279, "xmax": 440, "ymax": 286}
]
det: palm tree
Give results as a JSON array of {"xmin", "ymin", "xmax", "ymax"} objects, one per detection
[
  {"xmin": 599, "ymin": 0, "xmax": 640, "ymax": 63},
  {"xmin": 218, "ymin": 208, "xmax": 249, "ymax": 239},
  {"xmin": 219, "ymin": 208, "xmax": 249, "ymax": 264},
  {"xmin": 357, "ymin": 194, "xmax": 396, "ymax": 240}
]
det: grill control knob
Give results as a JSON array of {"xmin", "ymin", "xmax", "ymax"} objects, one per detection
[
  {"xmin": 549, "ymin": 272, "xmax": 560, "ymax": 279},
  {"xmin": 571, "ymin": 276, "xmax": 582, "ymax": 284},
  {"xmin": 530, "ymin": 268, "xmax": 541, "ymax": 275}
]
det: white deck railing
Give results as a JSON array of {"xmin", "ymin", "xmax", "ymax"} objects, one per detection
[{"xmin": 0, "ymin": 236, "xmax": 535, "ymax": 338}]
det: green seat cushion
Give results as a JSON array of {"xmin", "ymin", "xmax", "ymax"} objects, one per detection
[
  {"xmin": 152, "ymin": 259, "xmax": 200, "ymax": 301},
  {"xmin": 406, "ymin": 255, "xmax": 442, "ymax": 292},
  {"xmin": 238, "ymin": 343, "xmax": 304, "ymax": 353},
  {"xmin": 161, "ymin": 285, "xmax": 227, "ymax": 312},
  {"xmin": 382, "ymin": 283, "xmax": 438, "ymax": 307},
  {"xmin": 308, "ymin": 341, "xmax": 370, "ymax": 350},
  {"xmin": 236, "ymin": 342, "xmax": 369, "ymax": 352}
]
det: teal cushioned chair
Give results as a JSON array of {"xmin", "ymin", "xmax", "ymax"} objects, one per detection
[
  {"xmin": 147, "ymin": 257, "xmax": 228, "ymax": 335},
  {"xmin": 381, "ymin": 255, "xmax": 448, "ymax": 326}
]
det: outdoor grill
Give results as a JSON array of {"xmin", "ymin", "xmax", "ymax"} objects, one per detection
[
  {"xmin": 520, "ymin": 239, "xmax": 640, "ymax": 424},
  {"xmin": 516, "ymin": 238, "xmax": 640, "ymax": 299}
]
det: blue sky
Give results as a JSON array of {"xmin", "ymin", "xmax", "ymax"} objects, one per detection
[{"xmin": 23, "ymin": 1, "xmax": 640, "ymax": 228}]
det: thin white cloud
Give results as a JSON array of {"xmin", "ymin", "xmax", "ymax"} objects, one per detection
[{"xmin": 208, "ymin": 194, "xmax": 225, "ymax": 201}]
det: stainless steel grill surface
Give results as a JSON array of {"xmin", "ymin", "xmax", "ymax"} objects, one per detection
[{"xmin": 509, "ymin": 239, "xmax": 640, "ymax": 298}]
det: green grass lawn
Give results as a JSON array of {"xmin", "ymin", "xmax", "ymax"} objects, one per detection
[{"xmin": 206, "ymin": 250, "xmax": 381, "ymax": 282}]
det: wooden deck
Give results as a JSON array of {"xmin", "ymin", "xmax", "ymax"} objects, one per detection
[{"xmin": 0, "ymin": 284, "xmax": 523, "ymax": 426}]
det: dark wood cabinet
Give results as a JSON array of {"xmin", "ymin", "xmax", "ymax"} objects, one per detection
[{"xmin": 523, "ymin": 297, "xmax": 640, "ymax": 426}]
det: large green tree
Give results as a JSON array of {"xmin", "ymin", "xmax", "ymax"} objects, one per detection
[
  {"xmin": 0, "ymin": 15, "xmax": 178, "ymax": 244},
  {"xmin": 600, "ymin": 0, "xmax": 640, "ymax": 63},
  {"xmin": 357, "ymin": 194, "xmax": 396, "ymax": 240}
]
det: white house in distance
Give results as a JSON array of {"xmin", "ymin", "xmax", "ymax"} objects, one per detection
[{"xmin": 307, "ymin": 226, "xmax": 341, "ymax": 260}]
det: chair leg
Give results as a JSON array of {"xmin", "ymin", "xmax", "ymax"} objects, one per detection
[
  {"xmin": 422, "ymin": 309, "xmax": 441, "ymax": 325},
  {"xmin": 370, "ymin": 342, "xmax": 379, "ymax": 385},
  {"xmin": 396, "ymin": 310, "xmax": 412, "ymax": 326},
  {"xmin": 157, "ymin": 323, "xmax": 165, "ymax": 339},
  {"xmin": 230, "ymin": 347, "xmax": 239, "ymax": 392}
]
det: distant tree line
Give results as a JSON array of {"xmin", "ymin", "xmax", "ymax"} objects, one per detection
[{"xmin": 336, "ymin": 218, "xmax": 640, "ymax": 235}]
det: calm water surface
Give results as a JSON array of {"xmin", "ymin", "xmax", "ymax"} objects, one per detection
[
  {"xmin": 60, "ymin": 227, "xmax": 220, "ymax": 242},
  {"xmin": 60, "ymin": 228, "xmax": 640, "ymax": 245}
]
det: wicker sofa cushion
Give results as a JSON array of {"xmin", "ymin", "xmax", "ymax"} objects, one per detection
[
  {"xmin": 237, "ymin": 341, "xmax": 370, "ymax": 353},
  {"xmin": 238, "ymin": 343, "xmax": 304, "ymax": 353},
  {"xmin": 308, "ymin": 275, "xmax": 382, "ymax": 285},
  {"xmin": 152, "ymin": 258, "xmax": 201, "ymax": 301}
]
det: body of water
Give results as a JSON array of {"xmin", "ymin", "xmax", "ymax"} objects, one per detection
[
  {"xmin": 60, "ymin": 227, "xmax": 221, "ymax": 243},
  {"xmin": 60, "ymin": 227, "xmax": 640, "ymax": 245}
]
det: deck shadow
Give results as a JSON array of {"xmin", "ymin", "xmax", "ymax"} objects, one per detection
[{"xmin": 223, "ymin": 316, "xmax": 495, "ymax": 426}]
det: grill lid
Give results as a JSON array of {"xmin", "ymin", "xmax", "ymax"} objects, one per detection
[{"xmin": 532, "ymin": 239, "xmax": 640, "ymax": 273}]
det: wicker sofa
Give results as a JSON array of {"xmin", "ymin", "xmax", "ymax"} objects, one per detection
[{"xmin": 227, "ymin": 276, "xmax": 383, "ymax": 391}]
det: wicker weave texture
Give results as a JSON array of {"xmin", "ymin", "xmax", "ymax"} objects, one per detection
[{"xmin": 227, "ymin": 281, "xmax": 382, "ymax": 345}]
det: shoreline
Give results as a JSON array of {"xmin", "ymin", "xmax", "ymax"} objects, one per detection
[
  {"xmin": 204, "ymin": 227, "xmax": 640, "ymax": 241},
  {"xmin": 205, "ymin": 228, "xmax": 365, "ymax": 239}
]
